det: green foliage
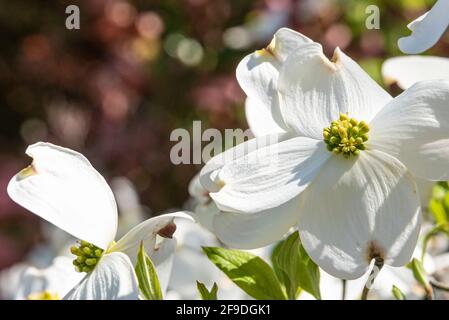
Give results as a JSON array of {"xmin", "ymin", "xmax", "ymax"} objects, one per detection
[
  {"xmin": 392, "ymin": 285, "xmax": 406, "ymax": 300},
  {"xmin": 421, "ymin": 224, "xmax": 449, "ymax": 261},
  {"xmin": 203, "ymin": 233, "xmax": 322, "ymax": 300},
  {"xmin": 424, "ymin": 182, "xmax": 449, "ymax": 261},
  {"xmin": 202, "ymin": 246, "xmax": 287, "ymax": 300},
  {"xmin": 196, "ymin": 281, "xmax": 218, "ymax": 300},
  {"xmin": 408, "ymin": 258, "xmax": 430, "ymax": 292},
  {"xmin": 135, "ymin": 242, "xmax": 163, "ymax": 300},
  {"xmin": 429, "ymin": 183, "xmax": 449, "ymax": 224},
  {"xmin": 272, "ymin": 231, "xmax": 321, "ymax": 300},
  {"xmin": 359, "ymin": 58, "xmax": 383, "ymax": 86}
]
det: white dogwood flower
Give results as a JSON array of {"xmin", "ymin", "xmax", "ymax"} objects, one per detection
[
  {"xmin": 201, "ymin": 28, "xmax": 449, "ymax": 280},
  {"xmin": 398, "ymin": 0, "xmax": 449, "ymax": 54},
  {"xmin": 7, "ymin": 142, "xmax": 191, "ymax": 299},
  {"xmin": 382, "ymin": 56, "xmax": 449, "ymax": 90}
]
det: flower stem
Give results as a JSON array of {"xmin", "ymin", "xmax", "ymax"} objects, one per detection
[
  {"xmin": 361, "ymin": 258, "xmax": 384, "ymax": 300},
  {"xmin": 342, "ymin": 279, "xmax": 346, "ymax": 300},
  {"xmin": 424, "ymin": 286, "xmax": 434, "ymax": 300}
]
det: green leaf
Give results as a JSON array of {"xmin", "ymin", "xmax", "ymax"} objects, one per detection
[
  {"xmin": 135, "ymin": 241, "xmax": 163, "ymax": 300},
  {"xmin": 421, "ymin": 224, "xmax": 449, "ymax": 261},
  {"xmin": 409, "ymin": 258, "xmax": 430, "ymax": 292},
  {"xmin": 392, "ymin": 285, "xmax": 406, "ymax": 300},
  {"xmin": 272, "ymin": 231, "xmax": 321, "ymax": 300},
  {"xmin": 271, "ymin": 242, "xmax": 294, "ymax": 297},
  {"xmin": 429, "ymin": 198, "xmax": 448, "ymax": 225},
  {"xmin": 432, "ymin": 183, "xmax": 447, "ymax": 200},
  {"xmin": 202, "ymin": 246, "xmax": 287, "ymax": 300},
  {"xmin": 196, "ymin": 281, "xmax": 218, "ymax": 300},
  {"xmin": 443, "ymin": 192, "xmax": 449, "ymax": 214}
]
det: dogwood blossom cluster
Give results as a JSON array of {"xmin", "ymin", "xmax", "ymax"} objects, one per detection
[{"xmin": 3, "ymin": 22, "xmax": 449, "ymax": 300}]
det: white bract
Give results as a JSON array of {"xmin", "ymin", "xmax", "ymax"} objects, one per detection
[
  {"xmin": 382, "ymin": 55, "xmax": 449, "ymax": 206},
  {"xmin": 7, "ymin": 142, "xmax": 192, "ymax": 299},
  {"xmin": 398, "ymin": 0, "xmax": 449, "ymax": 54},
  {"xmin": 200, "ymin": 27, "xmax": 449, "ymax": 280},
  {"xmin": 187, "ymin": 173, "xmax": 219, "ymax": 232},
  {"xmin": 382, "ymin": 56, "xmax": 449, "ymax": 90}
]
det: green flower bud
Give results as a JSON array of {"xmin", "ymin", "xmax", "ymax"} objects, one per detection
[
  {"xmin": 71, "ymin": 239, "xmax": 104, "ymax": 274},
  {"xmin": 85, "ymin": 258, "xmax": 97, "ymax": 266}
]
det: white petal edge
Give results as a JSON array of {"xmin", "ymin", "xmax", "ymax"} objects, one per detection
[
  {"xmin": 245, "ymin": 97, "xmax": 286, "ymax": 137},
  {"xmin": 200, "ymin": 132, "xmax": 294, "ymax": 192},
  {"xmin": 369, "ymin": 80, "xmax": 449, "ymax": 181},
  {"xmin": 63, "ymin": 252, "xmax": 139, "ymax": 300},
  {"xmin": 298, "ymin": 150, "xmax": 421, "ymax": 280},
  {"xmin": 278, "ymin": 43, "xmax": 392, "ymax": 139},
  {"xmin": 210, "ymin": 137, "xmax": 330, "ymax": 213},
  {"xmin": 213, "ymin": 194, "xmax": 301, "ymax": 249},
  {"xmin": 270, "ymin": 27, "xmax": 314, "ymax": 62},
  {"xmin": 398, "ymin": 0, "xmax": 449, "ymax": 54},
  {"xmin": 415, "ymin": 177, "xmax": 434, "ymax": 209},
  {"xmin": 109, "ymin": 211, "xmax": 193, "ymax": 265},
  {"xmin": 188, "ymin": 172, "xmax": 209, "ymax": 203},
  {"xmin": 236, "ymin": 28, "xmax": 313, "ymax": 132},
  {"xmin": 7, "ymin": 142, "xmax": 117, "ymax": 250},
  {"xmin": 151, "ymin": 238, "xmax": 176, "ymax": 296},
  {"xmin": 382, "ymin": 56, "xmax": 449, "ymax": 90},
  {"xmin": 236, "ymin": 49, "xmax": 286, "ymax": 131},
  {"xmin": 187, "ymin": 172, "xmax": 219, "ymax": 231}
]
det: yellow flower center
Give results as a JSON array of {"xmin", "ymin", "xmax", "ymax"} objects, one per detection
[
  {"xmin": 27, "ymin": 290, "xmax": 60, "ymax": 300},
  {"xmin": 70, "ymin": 240, "xmax": 104, "ymax": 273},
  {"xmin": 323, "ymin": 113, "xmax": 369, "ymax": 158}
]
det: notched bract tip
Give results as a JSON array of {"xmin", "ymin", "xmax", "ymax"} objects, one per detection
[
  {"xmin": 157, "ymin": 221, "xmax": 177, "ymax": 239},
  {"xmin": 320, "ymin": 47, "xmax": 343, "ymax": 73},
  {"xmin": 255, "ymin": 37, "xmax": 276, "ymax": 58},
  {"xmin": 366, "ymin": 240, "xmax": 385, "ymax": 264},
  {"xmin": 17, "ymin": 163, "xmax": 37, "ymax": 181}
]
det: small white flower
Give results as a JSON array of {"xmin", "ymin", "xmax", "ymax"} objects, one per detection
[
  {"xmin": 7, "ymin": 142, "xmax": 192, "ymax": 299},
  {"xmin": 0, "ymin": 256, "xmax": 82, "ymax": 300},
  {"xmin": 201, "ymin": 28, "xmax": 449, "ymax": 279},
  {"xmin": 398, "ymin": 0, "xmax": 449, "ymax": 54}
]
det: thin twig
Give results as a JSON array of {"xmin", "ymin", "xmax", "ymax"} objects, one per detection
[{"xmin": 430, "ymin": 278, "xmax": 449, "ymax": 292}]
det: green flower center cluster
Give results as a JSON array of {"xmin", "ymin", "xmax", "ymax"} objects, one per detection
[
  {"xmin": 323, "ymin": 113, "xmax": 369, "ymax": 158},
  {"xmin": 71, "ymin": 240, "xmax": 104, "ymax": 273}
]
